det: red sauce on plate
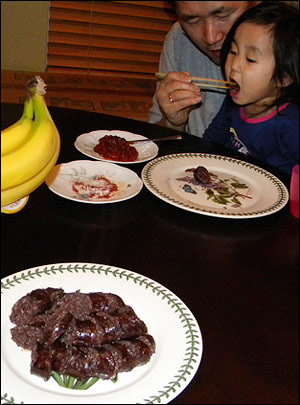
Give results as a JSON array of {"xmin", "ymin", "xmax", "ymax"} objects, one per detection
[
  {"xmin": 93, "ymin": 135, "xmax": 138, "ymax": 162},
  {"xmin": 72, "ymin": 176, "xmax": 118, "ymax": 200}
]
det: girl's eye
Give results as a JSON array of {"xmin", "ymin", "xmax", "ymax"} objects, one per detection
[
  {"xmin": 229, "ymin": 49, "xmax": 237, "ymax": 55},
  {"xmin": 246, "ymin": 58, "xmax": 256, "ymax": 63}
]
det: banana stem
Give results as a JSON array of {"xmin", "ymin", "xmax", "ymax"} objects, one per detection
[
  {"xmin": 23, "ymin": 96, "xmax": 34, "ymax": 120},
  {"xmin": 26, "ymin": 76, "xmax": 54, "ymax": 123},
  {"xmin": 26, "ymin": 76, "xmax": 46, "ymax": 97}
]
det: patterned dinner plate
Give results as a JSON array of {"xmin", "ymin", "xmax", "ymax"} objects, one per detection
[
  {"xmin": 142, "ymin": 153, "xmax": 289, "ymax": 219},
  {"xmin": 75, "ymin": 130, "xmax": 159, "ymax": 164},
  {"xmin": 45, "ymin": 160, "xmax": 143, "ymax": 204},
  {"xmin": 1, "ymin": 263, "xmax": 202, "ymax": 404}
]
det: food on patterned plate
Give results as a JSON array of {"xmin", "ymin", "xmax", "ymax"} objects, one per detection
[
  {"xmin": 193, "ymin": 166, "xmax": 211, "ymax": 184},
  {"xmin": 178, "ymin": 165, "xmax": 252, "ymax": 207},
  {"xmin": 93, "ymin": 135, "xmax": 138, "ymax": 162},
  {"xmin": 10, "ymin": 288, "xmax": 155, "ymax": 389}
]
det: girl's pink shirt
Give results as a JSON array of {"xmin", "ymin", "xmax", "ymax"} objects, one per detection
[{"xmin": 240, "ymin": 103, "xmax": 289, "ymax": 123}]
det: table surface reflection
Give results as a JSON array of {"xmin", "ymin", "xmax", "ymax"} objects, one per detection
[{"xmin": 1, "ymin": 103, "xmax": 299, "ymax": 404}]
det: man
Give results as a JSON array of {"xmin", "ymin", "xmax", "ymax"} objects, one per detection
[{"xmin": 148, "ymin": 1, "xmax": 260, "ymax": 137}]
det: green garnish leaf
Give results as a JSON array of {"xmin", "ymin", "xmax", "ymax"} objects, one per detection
[
  {"xmin": 72, "ymin": 377, "xmax": 90, "ymax": 389},
  {"xmin": 63, "ymin": 374, "xmax": 69, "ymax": 386},
  {"xmin": 51, "ymin": 372, "xmax": 100, "ymax": 390},
  {"xmin": 51, "ymin": 371, "xmax": 65, "ymax": 387},
  {"xmin": 77, "ymin": 377, "xmax": 100, "ymax": 390},
  {"xmin": 67, "ymin": 376, "xmax": 76, "ymax": 388}
]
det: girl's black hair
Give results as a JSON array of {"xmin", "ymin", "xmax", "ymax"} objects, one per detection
[{"xmin": 220, "ymin": 1, "xmax": 299, "ymax": 108}]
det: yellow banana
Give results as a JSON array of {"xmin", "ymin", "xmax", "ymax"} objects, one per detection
[
  {"xmin": 1, "ymin": 126, "xmax": 60, "ymax": 206},
  {"xmin": 1, "ymin": 91, "xmax": 58, "ymax": 191},
  {"xmin": 1, "ymin": 97, "xmax": 34, "ymax": 157}
]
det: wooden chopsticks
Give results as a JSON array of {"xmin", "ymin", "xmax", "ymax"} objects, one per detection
[{"xmin": 155, "ymin": 72, "xmax": 236, "ymax": 90}]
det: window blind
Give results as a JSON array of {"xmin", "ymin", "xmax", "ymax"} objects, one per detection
[{"xmin": 47, "ymin": 1, "xmax": 177, "ymax": 78}]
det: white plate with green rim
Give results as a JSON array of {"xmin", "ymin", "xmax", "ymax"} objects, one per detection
[
  {"xmin": 141, "ymin": 153, "xmax": 289, "ymax": 219},
  {"xmin": 75, "ymin": 130, "xmax": 159, "ymax": 164},
  {"xmin": 1, "ymin": 262, "xmax": 202, "ymax": 404}
]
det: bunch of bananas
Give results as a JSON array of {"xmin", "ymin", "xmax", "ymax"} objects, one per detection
[{"xmin": 1, "ymin": 76, "xmax": 61, "ymax": 212}]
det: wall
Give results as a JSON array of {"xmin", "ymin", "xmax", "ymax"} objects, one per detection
[
  {"xmin": 1, "ymin": 1, "xmax": 298, "ymax": 73},
  {"xmin": 1, "ymin": 1, "xmax": 49, "ymax": 72}
]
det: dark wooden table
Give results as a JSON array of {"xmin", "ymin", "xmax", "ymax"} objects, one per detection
[{"xmin": 1, "ymin": 103, "xmax": 299, "ymax": 404}]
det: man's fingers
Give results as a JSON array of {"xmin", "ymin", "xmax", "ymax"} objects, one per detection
[
  {"xmin": 168, "ymin": 96, "xmax": 202, "ymax": 111},
  {"xmin": 162, "ymin": 71, "xmax": 192, "ymax": 83}
]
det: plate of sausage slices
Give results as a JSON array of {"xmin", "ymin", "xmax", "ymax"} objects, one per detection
[{"xmin": 1, "ymin": 262, "xmax": 202, "ymax": 404}]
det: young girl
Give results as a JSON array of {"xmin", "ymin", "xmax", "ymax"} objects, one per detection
[{"xmin": 203, "ymin": 2, "xmax": 299, "ymax": 175}]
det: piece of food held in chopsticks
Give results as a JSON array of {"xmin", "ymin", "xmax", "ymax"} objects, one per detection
[{"xmin": 10, "ymin": 288, "xmax": 155, "ymax": 389}]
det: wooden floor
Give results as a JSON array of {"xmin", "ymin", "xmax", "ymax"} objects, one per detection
[{"xmin": 1, "ymin": 70, "xmax": 157, "ymax": 122}]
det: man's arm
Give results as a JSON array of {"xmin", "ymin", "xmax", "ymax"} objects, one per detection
[{"xmin": 148, "ymin": 24, "xmax": 202, "ymax": 131}]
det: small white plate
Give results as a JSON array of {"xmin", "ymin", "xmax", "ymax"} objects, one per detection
[
  {"xmin": 45, "ymin": 160, "xmax": 143, "ymax": 203},
  {"xmin": 142, "ymin": 153, "xmax": 289, "ymax": 219},
  {"xmin": 1, "ymin": 262, "xmax": 203, "ymax": 404},
  {"xmin": 74, "ymin": 130, "xmax": 159, "ymax": 164}
]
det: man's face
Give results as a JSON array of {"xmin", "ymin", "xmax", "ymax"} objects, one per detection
[{"xmin": 176, "ymin": 1, "xmax": 258, "ymax": 65}]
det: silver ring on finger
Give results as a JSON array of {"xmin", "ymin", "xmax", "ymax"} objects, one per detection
[{"xmin": 168, "ymin": 93, "xmax": 174, "ymax": 103}]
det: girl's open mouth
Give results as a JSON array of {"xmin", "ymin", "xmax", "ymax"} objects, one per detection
[{"xmin": 229, "ymin": 79, "xmax": 240, "ymax": 97}]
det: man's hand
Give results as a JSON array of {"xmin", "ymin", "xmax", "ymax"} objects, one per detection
[{"xmin": 156, "ymin": 71, "xmax": 202, "ymax": 129}]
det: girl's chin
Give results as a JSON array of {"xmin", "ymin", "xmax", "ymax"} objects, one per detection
[
  {"xmin": 230, "ymin": 89, "xmax": 240, "ymax": 100},
  {"xmin": 229, "ymin": 91, "xmax": 248, "ymax": 106}
]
